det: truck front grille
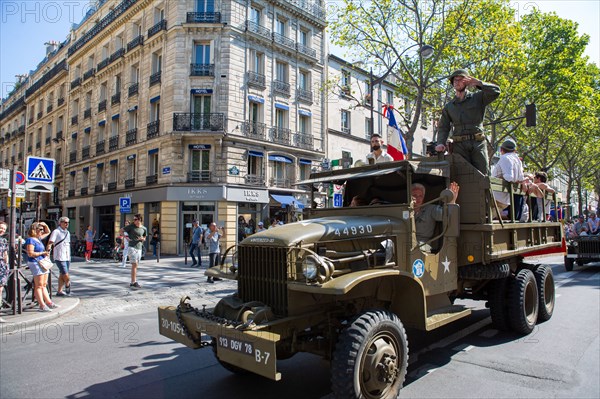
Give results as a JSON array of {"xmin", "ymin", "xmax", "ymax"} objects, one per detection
[
  {"xmin": 238, "ymin": 246, "xmax": 289, "ymax": 316},
  {"xmin": 578, "ymin": 237, "xmax": 600, "ymax": 257}
]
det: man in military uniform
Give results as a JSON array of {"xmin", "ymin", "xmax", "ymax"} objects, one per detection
[{"xmin": 435, "ymin": 69, "xmax": 500, "ymax": 174}]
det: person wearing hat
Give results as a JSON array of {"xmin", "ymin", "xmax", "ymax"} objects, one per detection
[
  {"xmin": 491, "ymin": 139, "xmax": 526, "ymax": 220},
  {"xmin": 366, "ymin": 134, "xmax": 394, "ymax": 164},
  {"xmin": 573, "ymin": 215, "xmax": 589, "ymax": 236},
  {"xmin": 256, "ymin": 221, "xmax": 266, "ymax": 232},
  {"xmin": 189, "ymin": 220, "xmax": 203, "ymax": 267},
  {"xmin": 435, "ymin": 69, "xmax": 501, "ymax": 174}
]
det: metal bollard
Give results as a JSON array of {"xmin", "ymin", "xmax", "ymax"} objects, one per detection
[{"xmin": 156, "ymin": 241, "xmax": 160, "ymax": 263}]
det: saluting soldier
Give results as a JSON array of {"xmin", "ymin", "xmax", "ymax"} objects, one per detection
[{"xmin": 435, "ymin": 69, "xmax": 500, "ymax": 174}]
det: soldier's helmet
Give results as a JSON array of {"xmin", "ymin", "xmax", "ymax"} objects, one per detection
[{"xmin": 449, "ymin": 69, "xmax": 470, "ymax": 84}]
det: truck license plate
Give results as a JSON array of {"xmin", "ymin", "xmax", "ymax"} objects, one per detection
[{"xmin": 217, "ymin": 335, "xmax": 254, "ymax": 356}]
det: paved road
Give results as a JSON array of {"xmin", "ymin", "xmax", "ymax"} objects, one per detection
[{"xmin": 1, "ymin": 255, "xmax": 598, "ymax": 398}]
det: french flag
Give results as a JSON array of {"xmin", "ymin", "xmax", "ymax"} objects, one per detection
[{"xmin": 382, "ymin": 104, "xmax": 407, "ymax": 160}]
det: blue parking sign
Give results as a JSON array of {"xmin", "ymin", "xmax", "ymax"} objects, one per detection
[{"xmin": 119, "ymin": 197, "xmax": 131, "ymax": 214}]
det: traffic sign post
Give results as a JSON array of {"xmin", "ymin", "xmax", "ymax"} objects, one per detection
[{"xmin": 119, "ymin": 197, "xmax": 132, "ymax": 214}]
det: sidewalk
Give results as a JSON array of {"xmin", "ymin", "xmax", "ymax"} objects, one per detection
[{"xmin": 1, "ymin": 253, "xmax": 232, "ymax": 332}]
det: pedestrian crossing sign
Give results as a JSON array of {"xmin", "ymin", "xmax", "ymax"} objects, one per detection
[{"xmin": 26, "ymin": 156, "xmax": 56, "ymax": 183}]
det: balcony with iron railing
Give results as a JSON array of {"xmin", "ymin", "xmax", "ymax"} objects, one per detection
[
  {"xmin": 148, "ymin": 19, "xmax": 167, "ymax": 37},
  {"xmin": 36, "ymin": 141, "xmax": 41, "ymax": 149},
  {"xmin": 27, "ymin": 145, "xmax": 32, "ymax": 152},
  {"xmin": 84, "ymin": 108, "xmax": 92, "ymax": 119},
  {"xmin": 94, "ymin": 184, "xmax": 104, "ymax": 193},
  {"xmin": 83, "ymin": 68, "xmax": 95, "ymax": 80},
  {"xmin": 125, "ymin": 178, "xmax": 135, "ymax": 188},
  {"xmin": 146, "ymin": 174, "xmax": 158, "ymax": 185},
  {"xmin": 270, "ymin": 126, "xmax": 291, "ymax": 145},
  {"xmin": 147, "ymin": 120, "xmax": 160, "ymax": 138},
  {"xmin": 109, "ymin": 135, "xmax": 119, "ymax": 151},
  {"xmin": 109, "ymin": 48, "xmax": 125, "ymax": 63},
  {"xmin": 128, "ymin": 83, "xmax": 138, "ymax": 97},
  {"xmin": 297, "ymin": 88, "xmax": 313, "ymax": 104},
  {"xmin": 186, "ymin": 12, "xmax": 221, "ymax": 23},
  {"xmin": 97, "ymin": 58, "xmax": 109, "ymax": 71},
  {"xmin": 57, "ymin": 97, "xmax": 65, "ymax": 106},
  {"xmin": 272, "ymin": 80, "xmax": 290, "ymax": 96},
  {"xmin": 47, "ymin": 104, "xmax": 53, "ymax": 113},
  {"xmin": 111, "ymin": 92, "xmax": 121, "ymax": 105},
  {"xmin": 55, "ymin": 164, "xmax": 61, "ymax": 174},
  {"xmin": 247, "ymin": 71, "xmax": 266, "ymax": 89},
  {"xmin": 68, "ymin": 189, "xmax": 75, "ymax": 197},
  {"xmin": 296, "ymin": 42, "xmax": 317, "ymax": 59},
  {"xmin": 71, "ymin": 115, "xmax": 78, "ymax": 125},
  {"xmin": 125, "ymin": 128, "xmax": 137, "ymax": 145},
  {"xmin": 245, "ymin": 20, "xmax": 271, "ymax": 39},
  {"xmin": 45, "ymin": 137, "xmax": 51, "ymax": 145},
  {"xmin": 69, "ymin": 151, "xmax": 77, "ymax": 163},
  {"xmin": 18, "ymin": 153, "xmax": 23, "ymax": 160},
  {"xmin": 18, "ymin": 125, "xmax": 25, "ymax": 134},
  {"xmin": 187, "ymin": 171, "xmax": 211, "ymax": 182},
  {"xmin": 28, "ymin": 116, "xmax": 34, "ymax": 124},
  {"xmin": 70, "ymin": 77, "xmax": 82, "ymax": 90},
  {"xmin": 149, "ymin": 71, "xmax": 162, "ymax": 86},
  {"xmin": 288, "ymin": 0, "xmax": 326, "ymax": 21},
  {"xmin": 98, "ymin": 99, "xmax": 107, "ymax": 112},
  {"xmin": 37, "ymin": 112, "xmax": 43, "ymax": 120},
  {"xmin": 269, "ymin": 177, "xmax": 292, "ymax": 188},
  {"xmin": 96, "ymin": 140, "xmax": 105, "ymax": 154},
  {"xmin": 190, "ymin": 64, "xmax": 215, "ymax": 76},
  {"xmin": 173, "ymin": 113, "xmax": 225, "ymax": 131},
  {"xmin": 56, "ymin": 130, "xmax": 63, "ymax": 140},
  {"xmin": 273, "ymin": 32, "xmax": 295, "ymax": 49},
  {"xmin": 107, "ymin": 181, "xmax": 117, "ymax": 191},
  {"xmin": 127, "ymin": 35, "xmax": 144, "ymax": 51},
  {"xmin": 295, "ymin": 132, "xmax": 314, "ymax": 150},
  {"xmin": 82, "ymin": 145, "xmax": 90, "ymax": 159},
  {"xmin": 245, "ymin": 174, "xmax": 265, "ymax": 186},
  {"xmin": 241, "ymin": 121, "xmax": 266, "ymax": 140},
  {"xmin": 81, "ymin": 187, "xmax": 88, "ymax": 196}
]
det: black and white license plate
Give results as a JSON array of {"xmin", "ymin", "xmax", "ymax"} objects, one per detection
[{"xmin": 217, "ymin": 335, "xmax": 254, "ymax": 356}]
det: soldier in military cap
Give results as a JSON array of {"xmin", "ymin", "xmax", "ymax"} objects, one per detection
[{"xmin": 435, "ymin": 69, "xmax": 500, "ymax": 174}]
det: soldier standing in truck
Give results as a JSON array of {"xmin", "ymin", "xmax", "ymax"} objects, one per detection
[{"xmin": 435, "ymin": 69, "xmax": 501, "ymax": 174}]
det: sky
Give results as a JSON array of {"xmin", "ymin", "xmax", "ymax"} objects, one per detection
[{"xmin": 0, "ymin": 0, "xmax": 599, "ymax": 100}]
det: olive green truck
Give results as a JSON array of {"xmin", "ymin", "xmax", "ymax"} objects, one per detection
[{"xmin": 159, "ymin": 155, "xmax": 562, "ymax": 398}]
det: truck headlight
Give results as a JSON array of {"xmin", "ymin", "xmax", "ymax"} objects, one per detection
[
  {"xmin": 302, "ymin": 256, "xmax": 319, "ymax": 280},
  {"xmin": 572, "ymin": 241, "xmax": 578, "ymax": 247}
]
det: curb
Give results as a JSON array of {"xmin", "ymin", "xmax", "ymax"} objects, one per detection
[{"xmin": 0, "ymin": 297, "xmax": 80, "ymax": 335}]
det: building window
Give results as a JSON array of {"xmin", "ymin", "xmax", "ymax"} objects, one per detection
[
  {"xmin": 128, "ymin": 111, "xmax": 138, "ymax": 130},
  {"xmin": 127, "ymin": 157, "xmax": 136, "ymax": 180},
  {"xmin": 148, "ymin": 151, "xmax": 159, "ymax": 175},
  {"xmin": 150, "ymin": 101, "xmax": 160, "ymax": 122},
  {"xmin": 111, "ymin": 119, "xmax": 119, "ymax": 137},
  {"xmin": 299, "ymin": 161, "xmax": 311, "ymax": 181},
  {"xmin": 97, "ymin": 164, "xmax": 104, "ymax": 186},
  {"xmin": 82, "ymin": 169, "xmax": 89, "ymax": 189},
  {"xmin": 386, "ymin": 90, "xmax": 394, "ymax": 106},
  {"xmin": 154, "ymin": 7, "xmax": 165, "ymax": 23},
  {"xmin": 98, "ymin": 124, "xmax": 105, "ymax": 142},
  {"xmin": 275, "ymin": 61, "xmax": 288, "ymax": 83},
  {"xmin": 250, "ymin": 50, "xmax": 264, "ymax": 74},
  {"xmin": 365, "ymin": 117, "xmax": 372, "ymax": 137},
  {"xmin": 299, "ymin": 115, "xmax": 310, "ymax": 134},
  {"xmin": 69, "ymin": 173, "xmax": 76, "ymax": 191},
  {"xmin": 341, "ymin": 70, "xmax": 351, "ymax": 87},
  {"xmin": 194, "ymin": 43, "xmax": 211, "ymax": 66},
  {"xmin": 109, "ymin": 162, "xmax": 118, "ymax": 183},
  {"xmin": 276, "ymin": 17, "xmax": 286, "ymax": 35},
  {"xmin": 131, "ymin": 64, "xmax": 139, "ymax": 84},
  {"xmin": 299, "ymin": 28, "xmax": 310, "ymax": 46},
  {"xmin": 341, "ymin": 110, "xmax": 350, "ymax": 133},
  {"xmin": 250, "ymin": 6, "xmax": 261, "ymax": 24},
  {"xmin": 115, "ymin": 74, "xmax": 121, "ymax": 94},
  {"xmin": 275, "ymin": 109, "xmax": 288, "ymax": 128},
  {"xmin": 250, "ymin": 101, "xmax": 262, "ymax": 123},
  {"xmin": 152, "ymin": 52, "xmax": 162, "ymax": 74},
  {"xmin": 190, "ymin": 148, "xmax": 210, "ymax": 180},
  {"xmin": 196, "ymin": 0, "xmax": 214, "ymax": 12},
  {"xmin": 299, "ymin": 70, "xmax": 309, "ymax": 90}
]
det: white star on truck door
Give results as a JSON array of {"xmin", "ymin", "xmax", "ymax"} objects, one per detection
[{"xmin": 442, "ymin": 257, "xmax": 451, "ymax": 273}]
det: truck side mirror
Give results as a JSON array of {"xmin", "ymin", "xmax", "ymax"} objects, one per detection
[{"xmin": 439, "ymin": 189, "xmax": 454, "ymax": 203}]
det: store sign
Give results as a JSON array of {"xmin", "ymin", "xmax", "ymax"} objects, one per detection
[{"xmin": 227, "ymin": 187, "xmax": 269, "ymax": 203}]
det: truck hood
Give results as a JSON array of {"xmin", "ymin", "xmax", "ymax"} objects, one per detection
[{"xmin": 242, "ymin": 216, "xmax": 402, "ymax": 247}]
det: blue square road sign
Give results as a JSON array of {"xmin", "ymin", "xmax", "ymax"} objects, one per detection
[{"xmin": 26, "ymin": 156, "xmax": 56, "ymax": 183}]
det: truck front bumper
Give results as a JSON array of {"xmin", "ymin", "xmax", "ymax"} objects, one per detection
[{"xmin": 158, "ymin": 306, "xmax": 281, "ymax": 381}]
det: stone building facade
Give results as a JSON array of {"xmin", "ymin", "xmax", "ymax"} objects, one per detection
[{"xmin": 0, "ymin": 0, "xmax": 327, "ymax": 255}]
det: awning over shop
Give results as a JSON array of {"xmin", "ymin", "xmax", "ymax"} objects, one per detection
[{"xmin": 271, "ymin": 194, "xmax": 305, "ymax": 209}]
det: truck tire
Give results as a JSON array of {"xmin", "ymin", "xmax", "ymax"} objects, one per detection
[
  {"xmin": 564, "ymin": 257, "xmax": 574, "ymax": 272},
  {"xmin": 331, "ymin": 310, "xmax": 408, "ymax": 399},
  {"xmin": 488, "ymin": 278, "xmax": 510, "ymax": 331},
  {"xmin": 508, "ymin": 269, "xmax": 539, "ymax": 334},
  {"xmin": 534, "ymin": 265, "xmax": 555, "ymax": 322},
  {"xmin": 459, "ymin": 263, "xmax": 510, "ymax": 280},
  {"xmin": 211, "ymin": 338, "xmax": 250, "ymax": 375}
]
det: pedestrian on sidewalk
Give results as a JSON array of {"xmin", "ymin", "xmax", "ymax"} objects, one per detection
[
  {"xmin": 204, "ymin": 222, "xmax": 223, "ymax": 283},
  {"xmin": 25, "ymin": 222, "xmax": 59, "ymax": 312},
  {"xmin": 189, "ymin": 220, "xmax": 203, "ymax": 267},
  {"xmin": 0, "ymin": 221, "xmax": 9, "ymax": 323},
  {"xmin": 47, "ymin": 217, "xmax": 72, "ymax": 296},
  {"xmin": 120, "ymin": 221, "xmax": 130, "ymax": 268},
  {"xmin": 84, "ymin": 225, "xmax": 96, "ymax": 262},
  {"xmin": 150, "ymin": 227, "xmax": 160, "ymax": 257},
  {"xmin": 124, "ymin": 214, "xmax": 146, "ymax": 289}
]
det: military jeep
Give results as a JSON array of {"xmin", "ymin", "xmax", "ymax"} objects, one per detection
[
  {"xmin": 564, "ymin": 235, "xmax": 600, "ymax": 271},
  {"xmin": 159, "ymin": 154, "xmax": 562, "ymax": 398}
]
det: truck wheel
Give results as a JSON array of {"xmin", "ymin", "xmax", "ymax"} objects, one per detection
[
  {"xmin": 564, "ymin": 257, "xmax": 574, "ymax": 272},
  {"xmin": 534, "ymin": 265, "xmax": 555, "ymax": 322},
  {"xmin": 459, "ymin": 263, "xmax": 510, "ymax": 280},
  {"xmin": 331, "ymin": 310, "xmax": 408, "ymax": 399},
  {"xmin": 211, "ymin": 339, "xmax": 250, "ymax": 375},
  {"xmin": 508, "ymin": 269, "xmax": 539, "ymax": 334},
  {"xmin": 488, "ymin": 278, "xmax": 509, "ymax": 331}
]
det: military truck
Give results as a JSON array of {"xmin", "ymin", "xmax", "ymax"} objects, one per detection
[{"xmin": 158, "ymin": 155, "xmax": 562, "ymax": 398}]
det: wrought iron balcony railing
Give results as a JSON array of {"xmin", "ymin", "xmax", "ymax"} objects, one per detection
[
  {"xmin": 241, "ymin": 121, "xmax": 266, "ymax": 140},
  {"xmin": 148, "ymin": 19, "xmax": 167, "ymax": 37},
  {"xmin": 107, "ymin": 182, "xmax": 117, "ymax": 191},
  {"xmin": 245, "ymin": 20, "xmax": 271, "ymax": 39},
  {"xmin": 98, "ymin": 99, "xmax": 107, "ymax": 112},
  {"xmin": 247, "ymin": 71, "xmax": 266, "ymax": 89},
  {"xmin": 146, "ymin": 174, "xmax": 158, "ymax": 185},
  {"xmin": 127, "ymin": 35, "xmax": 144, "ymax": 51},
  {"xmin": 111, "ymin": 92, "xmax": 121, "ymax": 105},
  {"xmin": 96, "ymin": 140, "xmax": 105, "ymax": 155},
  {"xmin": 149, "ymin": 71, "xmax": 161, "ymax": 86},
  {"xmin": 83, "ymin": 68, "xmax": 95, "ymax": 80},
  {"xmin": 296, "ymin": 42, "xmax": 317, "ymax": 59},
  {"xmin": 82, "ymin": 146, "xmax": 90, "ymax": 159},
  {"xmin": 273, "ymin": 32, "xmax": 295, "ymax": 49},
  {"xmin": 186, "ymin": 12, "xmax": 221, "ymax": 23},
  {"xmin": 190, "ymin": 64, "xmax": 215, "ymax": 76},
  {"xmin": 187, "ymin": 171, "xmax": 211, "ymax": 182},
  {"xmin": 297, "ymin": 88, "xmax": 313, "ymax": 103},
  {"xmin": 147, "ymin": 120, "xmax": 160, "ymax": 138},
  {"xmin": 128, "ymin": 83, "xmax": 138, "ymax": 97},
  {"xmin": 125, "ymin": 178, "xmax": 135, "ymax": 188},
  {"xmin": 272, "ymin": 80, "xmax": 290, "ymax": 96},
  {"xmin": 270, "ymin": 126, "xmax": 291, "ymax": 145},
  {"xmin": 173, "ymin": 113, "xmax": 225, "ymax": 131},
  {"xmin": 125, "ymin": 128, "xmax": 137, "ymax": 145},
  {"xmin": 109, "ymin": 135, "xmax": 119, "ymax": 151},
  {"xmin": 84, "ymin": 108, "xmax": 92, "ymax": 119}
]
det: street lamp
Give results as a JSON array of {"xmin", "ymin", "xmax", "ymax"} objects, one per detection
[{"xmin": 369, "ymin": 44, "xmax": 435, "ymax": 136}]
